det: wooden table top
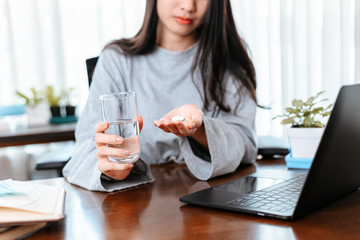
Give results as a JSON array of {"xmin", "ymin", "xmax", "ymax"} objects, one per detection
[
  {"xmin": 0, "ymin": 123, "xmax": 76, "ymax": 147},
  {"xmin": 28, "ymin": 158, "xmax": 360, "ymax": 240}
]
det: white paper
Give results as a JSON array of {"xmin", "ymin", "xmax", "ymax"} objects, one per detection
[{"xmin": 0, "ymin": 179, "xmax": 60, "ymax": 214}]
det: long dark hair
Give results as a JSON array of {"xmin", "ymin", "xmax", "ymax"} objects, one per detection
[{"xmin": 106, "ymin": 0, "xmax": 257, "ymax": 113}]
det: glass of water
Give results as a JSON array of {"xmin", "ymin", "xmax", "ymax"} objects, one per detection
[{"xmin": 99, "ymin": 92, "xmax": 140, "ymax": 164}]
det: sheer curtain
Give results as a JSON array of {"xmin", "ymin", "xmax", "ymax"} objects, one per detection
[
  {"xmin": 231, "ymin": 0, "xmax": 359, "ymax": 137},
  {"xmin": 0, "ymin": 0, "xmax": 145, "ymax": 107},
  {"xmin": 1, "ymin": 0, "xmax": 359, "ymax": 138}
]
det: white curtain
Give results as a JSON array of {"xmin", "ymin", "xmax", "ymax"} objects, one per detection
[
  {"xmin": 231, "ymin": 0, "xmax": 359, "ymax": 137},
  {"xmin": 0, "ymin": 0, "xmax": 145, "ymax": 107},
  {"xmin": 1, "ymin": 0, "xmax": 359, "ymax": 138}
]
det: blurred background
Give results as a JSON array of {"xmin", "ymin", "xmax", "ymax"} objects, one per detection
[{"xmin": 0, "ymin": 0, "xmax": 359, "ymax": 179}]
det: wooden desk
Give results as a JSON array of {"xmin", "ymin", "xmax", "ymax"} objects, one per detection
[
  {"xmin": 28, "ymin": 159, "xmax": 360, "ymax": 240},
  {"xmin": 0, "ymin": 123, "xmax": 76, "ymax": 147}
]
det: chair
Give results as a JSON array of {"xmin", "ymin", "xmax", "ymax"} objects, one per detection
[
  {"xmin": 257, "ymin": 135, "xmax": 289, "ymax": 158},
  {"xmin": 35, "ymin": 57, "xmax": 99, "ymax": 177},
  {"xmin": 86, "ymin": 57, "xmax": 99, "ymax": 86},
  {"xmin": 35, "ymin": 144, "xmax": 74, "ymax": 177}
]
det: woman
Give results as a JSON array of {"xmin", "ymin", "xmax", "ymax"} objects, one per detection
[{"xmin": 63, "ymin": 0, "xmax": 258, "ymax": 191}]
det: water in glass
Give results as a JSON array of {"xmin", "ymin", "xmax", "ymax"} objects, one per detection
[{"xmin": 106, "ymin": 119, "xmax": 140, "ymax": 163}]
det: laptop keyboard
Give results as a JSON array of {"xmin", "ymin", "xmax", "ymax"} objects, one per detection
[{"xmin": 227, "ymin": 174, "xmax": 307, "ymax": 213}]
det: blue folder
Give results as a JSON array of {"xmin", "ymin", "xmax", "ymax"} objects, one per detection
[{"xmin": 285, "ymin": 154, "xmax": 313, "ymax": 169}]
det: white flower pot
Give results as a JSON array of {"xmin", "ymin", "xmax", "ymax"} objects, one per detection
[
  {"xmin": 287, "ymin": 128, "xmax": 324, "ymax": 158},
  {"xmin": 26, "ymin": 103, "xmax": 49, "ymax": 126}
]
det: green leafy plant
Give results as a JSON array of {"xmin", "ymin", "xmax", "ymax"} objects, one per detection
[
  {"xmin": 45, "ymin": 85, "xmax": 64, "ymax": 107},
  {"xmin": 15, "ymin": 87, "xmax": 43, "ymax": 107},
  {"xmin": 273, "ymin": 91, "xmax": 333, "ymax": 128}
]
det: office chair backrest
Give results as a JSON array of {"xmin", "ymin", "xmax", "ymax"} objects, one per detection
[{"xmin": 86, "ymin": 57, "xmax": 99, "ymax": 86}]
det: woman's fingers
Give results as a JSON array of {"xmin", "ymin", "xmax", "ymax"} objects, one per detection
[
  {"xmin": 175, "ymin": 121, "xmax": 189, "ymax": 135},
  {"xmin": 97, "ymin": 157, "xmax": 134, "ymax": 180},
  {"xmin": 95, "ymin": 121, "xmax": 109, "ymax": 133},
  {"xmin": 95, "ymin": 133, "xmax": 123, "ymax": 149},
  {"xmin": 95, "ymin": 133, "xmax": 123, "ymax": 147},
  {"xmin": 95, "ymin": 121, "xmax": 111, "ymax": 148},
  {"xmin": 154, "ymin": 118, "xmax": 199, "ymax": 136},
  {"xmin": 138, "ymin": 115, "xmax": 143, "ymax": 132},
  {"xmin": 189, "ymin": 110, "xmax": 204, "ymax": 129},
  {"xmin": 167, "ymin": 122, "xmax": 179, "ymax": 134},
  {"xmin": 95, "ymin": 120, "xmax": 139, "ymax": 181},
  {"xmin": 97, "ymin": 157, "xmax": 134, "ymax": 171},
  {"xmin": 154, "ymin": 120, "xmax": 171, "ymax": 132},
  {"xmin": 96, "ymin": 145, "xmax": 131, "ymax": 158}
]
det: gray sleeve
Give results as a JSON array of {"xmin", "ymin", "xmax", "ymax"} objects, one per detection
[
  {"xmin": 180, "ymin": 85, "xmax": 257, "ymax": 180},
  {"xmin": 62, "ymin": 49, "xmax": 154, "ymax": 192}
]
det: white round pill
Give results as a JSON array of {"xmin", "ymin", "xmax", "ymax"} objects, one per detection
[{"xmin": 172, "ymin": 116, "xmax": 185, "ymax": 122}]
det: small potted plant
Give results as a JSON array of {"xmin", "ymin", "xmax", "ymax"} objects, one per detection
[
  {"xmin": 63, "ymin": 87, "xmax": 76, "ymax": 116},
  {"xmin": 45, "ymin": 85, "xmax": 64, "ymax": 117},
  {"xmin": 274, "ymin": 91, "xmax": 333, "ymax": 161},
  {"xmin": 16, "ymin": 87, "xmax": 49, "ymax": 126}
]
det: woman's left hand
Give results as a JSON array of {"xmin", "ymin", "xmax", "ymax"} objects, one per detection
[{"xmin": 154, "ymin": 104, "xmax": 204, "ymax": 138}]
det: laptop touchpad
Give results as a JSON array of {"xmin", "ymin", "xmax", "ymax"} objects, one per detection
[{"xmin": 212, "ymin": 176, "xmax": 284, "ymax": 195}]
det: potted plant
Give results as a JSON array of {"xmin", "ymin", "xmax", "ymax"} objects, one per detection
[
  {"xmin": 45, "ymin": 85, "xmax": 64, "ymax": 117},
  {"xmin": 274, "ymin": 91, "xmax": 333, "ymax": 163},
  {"xmin": 63, "ymin": 87, "xmax": 76, "ymax": 116},
  {"xmin": 16, "ymin": 87, "xmax": 49, "ymax": 126}
]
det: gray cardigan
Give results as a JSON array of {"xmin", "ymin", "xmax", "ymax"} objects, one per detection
[{"xmin": 62, "ymin": 43, "xmax": 257, "ymax": 192}]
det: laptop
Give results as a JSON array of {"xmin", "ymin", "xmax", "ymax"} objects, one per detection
[{"xmin": 180, "ymin": 84, "xmax": 360, "ymax": 220}]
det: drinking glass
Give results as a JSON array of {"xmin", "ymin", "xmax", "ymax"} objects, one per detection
[{"xmin": 99, "ymin": 92, "xmax": 140, "ymax": 164}]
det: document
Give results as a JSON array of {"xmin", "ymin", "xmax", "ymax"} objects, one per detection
[{"xmin": 0, "ymin": 179, "xmax": 65, "ymax": 226}]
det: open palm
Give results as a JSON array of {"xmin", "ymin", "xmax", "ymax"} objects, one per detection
[{"xmin": 154, "ymin": 104, "xmax": 204, "ymax": 138}]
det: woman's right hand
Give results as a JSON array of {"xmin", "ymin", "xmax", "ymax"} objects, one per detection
[{"xmin": 94, "ymin": 116, "xmax": 143, "ymax": 181}]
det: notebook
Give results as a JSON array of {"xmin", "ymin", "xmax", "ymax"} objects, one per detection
[
  {"xmin": 0, "ymin": 179, "xmax": 65, "ymax": 226},
  {"xmin": 180, "ymin": 84, "xmax": 360, "ymax": 220}
]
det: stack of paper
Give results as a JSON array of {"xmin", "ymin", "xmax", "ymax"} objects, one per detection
[{"xmin": 0, "ymin": 179, "xmax": 65, "ymax": 237}]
